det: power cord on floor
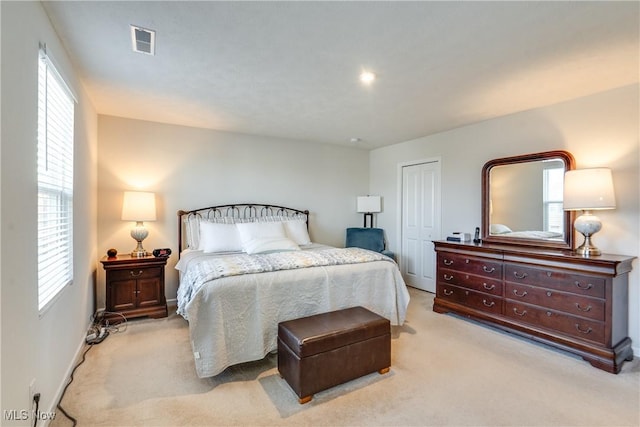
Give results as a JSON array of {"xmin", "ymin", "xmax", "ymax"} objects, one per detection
[
  {"xmin": 32, "ymin": 393, "xmax": 40, "ymax": 427},
  {"xmin": 56, "ymin": 344, "xmax": 91, "ymax": 427},
  {"xmin": 56, "ymin": 312, "xmax": 128, "ymax": 426}
]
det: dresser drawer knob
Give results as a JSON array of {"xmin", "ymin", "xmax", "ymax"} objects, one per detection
[
  {"xmin": 465, "ymin": 259, "xmax": 470, "ymax": 264},
  {"xmin": 130, "ymin": 270, "xmax": 143, "ymax": 277},
  {"xmin": 575, "ymin": 324, "xmax": 593, "ymax": 334},
  {"xmin": 443, "ymin": 289, "xmax": 454, "ymax": 296},
  {"xmin": 546, "ymin": 272, "xmax": 552, "ymax": 277},
  {"xmin": 482, "ymin": 299, "xmax": 495, "ymax": 307},
  {"xmin": 512, "ymin": 289, "xmax": 528, "ymax": 298},
  {"xmin": 483, "ymin": 266, "xmax": 496, "ymax": 273},
  {"xmin": 546, "ymin": 311, "xmax": 552, "ymax": 317},
  {"xmin": 512, "ymin": 307, "xmax": 527, "ymax": 317},
  {"xmin": 444, "ymin": 274, "xmax": 454, "ymax": 281},
  {"xmin": 483, "ymin": 283, "xmax": 495, "ymax": 291},
  {"xmin": 575, "ymin": 281, "xmax": 593, "ymax": 290},
  {"xmin": 546, "ymin": 291, "xmax": 553, "ymax": 297},
  {"xmin": 443, "ymin": 259, "xmax": 453, "ymax": 266},
  {"xmin": 575, "ymin": 303, "xmax": 592, "ymax": 312},
  {"xmin": 513, "ymin": 271, "xmax": 528, "ymax": 280}
]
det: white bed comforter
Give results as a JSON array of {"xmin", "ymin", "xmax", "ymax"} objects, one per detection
[{"xmin": 176, "ymin": 245, "xmax": 410, "ymax": 378}]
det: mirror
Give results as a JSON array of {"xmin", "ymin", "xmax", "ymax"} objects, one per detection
[{"xmin": 481, "ymin": 150, "xmax": 575, "ymax": 249}]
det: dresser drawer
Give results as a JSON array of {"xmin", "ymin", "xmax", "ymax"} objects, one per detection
[
  {"xmin": 108, "ymin": 267, "xmax": 162, "ymax": 282},
  {"xmin": 437, "ymin": 284, "xmax": 502, "ymax": 315},
  {"xmin": 505, "ymin": 283, "xmax": 605, "ymax": 321},
  {"xmin": 504, "ymin": 263, "xmax": 605, "ymax": 298},
  {"xmin": 439, "ymin": 269, "xmax": 503, "ymax": 296},
  {"xmin": 438, "ymin": 253, "xmax": 502, "ymax": 280},
  {"xmin": 505, "ymin": 301, "xmax": 605, "ymax": 345}
]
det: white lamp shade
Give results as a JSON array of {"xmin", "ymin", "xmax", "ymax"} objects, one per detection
[
  {"xmin": 563, "ymin": 168, "xmax": 616, "ymax": 211},
  {"xmin": 122, "ymin": 191, "xmax": 157, "ymax": 221},
  {"xmin": 357, "ymin": 196, "xmax": 381, "ymax": 213}
]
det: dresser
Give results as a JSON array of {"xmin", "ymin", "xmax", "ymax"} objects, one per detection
[
  {"xmin": 100, "ymin": 254, "xmax": 168, "ymax": 320},
  {"xmin": 433, "ymin": 241, "xmax": 635, "ymax": 373}
]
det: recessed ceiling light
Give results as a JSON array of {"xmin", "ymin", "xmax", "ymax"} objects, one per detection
[{"xmin": 359, "ymin": 71, "xmax": 376, "ymax": 85}]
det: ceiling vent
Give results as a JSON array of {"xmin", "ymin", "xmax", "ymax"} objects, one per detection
[{"xmin": 130, "ymin": 25, "xmax": 155, "ymax": 55}]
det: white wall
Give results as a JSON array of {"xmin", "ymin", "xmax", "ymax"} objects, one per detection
[
  {"xmin": 96, "ymin": 116, "xmax": 370, "ymax": 307},
  {"xmin": 1, "ymin": 2, "xmax": 98, "ymax": 424},
  {"xmin": 370, "ymin": 84, "xmax": 640, "ymax": 354}
]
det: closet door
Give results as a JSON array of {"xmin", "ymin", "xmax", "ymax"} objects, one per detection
[{"xmin": 401, "ymin": 160, "xmax": 441, "ymax": 292}]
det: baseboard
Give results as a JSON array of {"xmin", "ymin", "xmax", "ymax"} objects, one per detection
[{"xmin": 43, "ymin": 319, "xmax": 93, "ymax": 426}]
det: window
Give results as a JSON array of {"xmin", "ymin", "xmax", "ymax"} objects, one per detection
[
  {"xmin": 543, "ymin": 166, "xmax": 564, "ymax": 234},
  {"xmin": 37, "ymin": 47, "xmax": 75, "ymax": 312}
]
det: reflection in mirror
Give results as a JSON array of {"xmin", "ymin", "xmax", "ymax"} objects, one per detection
[
  {"xmin": 481, "ymin": 150, "xmax": 575, "ymax": 249},
  {"xmin": 490, "ymin": 159, "xmax": 565, "ymax": 238}
]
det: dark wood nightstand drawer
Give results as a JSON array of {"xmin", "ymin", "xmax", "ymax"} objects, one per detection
[{"xmin": 109, "ymin": 267, "xmax": 162, "ymax": 282}]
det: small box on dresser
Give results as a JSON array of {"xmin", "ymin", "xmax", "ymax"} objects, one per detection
[
  {"xmin": 100, "ymin": 254, "xmax": 168, "ymax": 320},
  {"xmin": 433, "ymin": 241, "xmax": 635, "ymax": 374}
]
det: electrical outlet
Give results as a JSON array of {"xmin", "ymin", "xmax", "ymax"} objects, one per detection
[{"xmin": 29, "ymin": 378, "xmax": 36, "ymax": 403}]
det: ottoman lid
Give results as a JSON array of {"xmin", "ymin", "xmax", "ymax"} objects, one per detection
[{"xmin": 278, "ymin": 306, "xmax": 390, "ymax": 358}]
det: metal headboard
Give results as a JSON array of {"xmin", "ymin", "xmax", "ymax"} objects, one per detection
[{"xmin": 177, "ymin": 203, "xmax": 310, "ymax": 255}]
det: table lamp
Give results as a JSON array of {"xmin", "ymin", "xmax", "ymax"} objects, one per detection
[
  {"xmin": 357, "ymin": 196, "xmax": 381, "ymax": 228},
  {"xmin": 563, "ymin": 168, "xmax": 615, "ymax": 256}
]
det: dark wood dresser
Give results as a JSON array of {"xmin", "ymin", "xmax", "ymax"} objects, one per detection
[
  {"xmin": 100, "ymin": 254, "xmax": 168, "ymax": 320},
  {"xmin": 433, "ymin": 241, "xmax": 635, "ymax": 373}
]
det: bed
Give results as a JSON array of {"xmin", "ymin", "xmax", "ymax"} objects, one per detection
[
  {"xmin": 176, "ymin": 203, "xmax": 410, "ymax": 378},
  {"xmin": 489, "ymin": 223, "xmax": 563, "ymax": 239}
]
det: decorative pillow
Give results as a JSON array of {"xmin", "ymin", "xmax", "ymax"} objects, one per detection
[
  {"xmin": 184, "ymin": 215, "xmax": 201, "ymax": 249},
  {"xmin": 282, "ymin": 219, "xmax": 311, "ymax": 245},
  {"xmin": 235, "ymin": 221, "xmax": 287, "ymax": 247},
  {"xmin": 242, "ymin": 237, "xmax": 300, "ymax": 254},
  {"xmin": 490, "ymin": 223, "xmax": 513, "ymax": 234},
  {"xmin": 199, "ymin": 221, "xmax": 243, "ymax": 253}
]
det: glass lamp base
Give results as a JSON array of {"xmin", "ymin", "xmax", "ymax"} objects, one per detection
[
  {"xmin": 130, "ymin": 222, "xmax": 149, "ymax": 257},
  {"xmin": 574, "ymin": 211, "xmax": 602, "ymax": 257}
]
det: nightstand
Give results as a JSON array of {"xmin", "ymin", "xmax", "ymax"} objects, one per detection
[{"xmin": 100, "ymin": 254, "xmax": 168, "ymax": 320}]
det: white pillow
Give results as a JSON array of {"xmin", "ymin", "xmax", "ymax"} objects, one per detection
[
  {"xmin": 243, "ymin": 237, "xmax": 300, "ymax": 254},
  {"xmin": 283, "ymin": 219, "xmax": 311, "ymax": 245},
  {"xmin": 490, "ymin": 223, "xmax": 513, "ymax": 234},
  {"xmin": 199, "ymin": 221, "xmax": 243, "ymax": 253},
  {"xmin": 236, "ymin": 221, "xmax": 287, "ymax": 246}
]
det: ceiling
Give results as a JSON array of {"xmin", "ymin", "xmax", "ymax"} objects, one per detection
[{"xmin": 42, "ymin": 1, "xmax": 639, "ymax": 149}]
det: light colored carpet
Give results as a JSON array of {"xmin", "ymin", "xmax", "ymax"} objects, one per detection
[{"xmin": 51, "ymin": 288, "xmax": 639, "ymax": 426}]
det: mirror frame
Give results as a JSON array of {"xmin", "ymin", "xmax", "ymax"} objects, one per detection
[{"xmin": 481, "ymin": 150, "xmax": 576, "ymax": 250}]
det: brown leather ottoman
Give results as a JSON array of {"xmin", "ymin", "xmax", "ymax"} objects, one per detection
[{"xmin": 277, "ymin": 306, "xmax": 391, "ymax": 404}]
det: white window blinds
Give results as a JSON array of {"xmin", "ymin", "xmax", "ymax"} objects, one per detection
[{"xmin": 37, "ymin": 48, "xmax": 75, "ymax": 312}]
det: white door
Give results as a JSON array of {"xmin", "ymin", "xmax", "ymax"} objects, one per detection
[{"xmin": 401, "ymin": 161, "xmax": 441, "ymax": 292}]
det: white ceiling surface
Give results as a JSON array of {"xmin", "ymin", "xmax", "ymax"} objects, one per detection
[{"xmin": 43, "ymin": 1, "xmax": 639, "ymax": 149}]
